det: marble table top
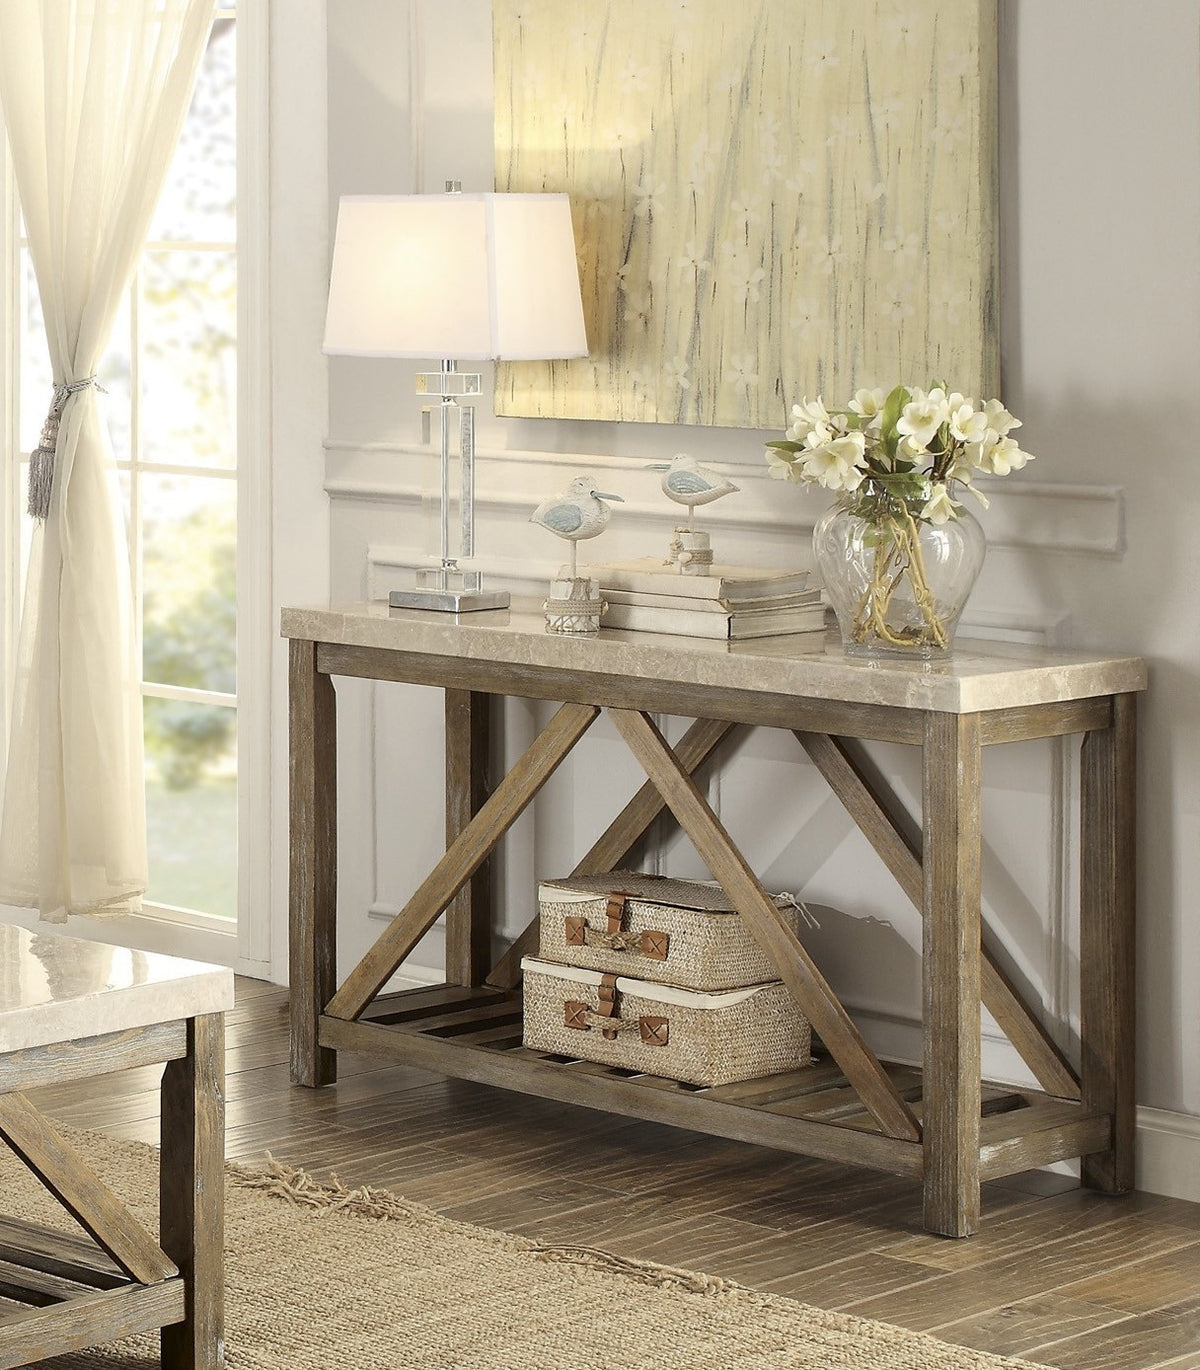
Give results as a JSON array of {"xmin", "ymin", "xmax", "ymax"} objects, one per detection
[
  {"xmin": 0, "ymin": 924, "xmax": 234, "ymax": 1055},
  {"xmin": 281, "ymin": 600, "xmax": 1147, "ymax": 714}
]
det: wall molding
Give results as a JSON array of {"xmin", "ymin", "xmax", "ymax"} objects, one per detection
[{"xmin": 326, "ymin": 439, "xmax": 1124, "ymax": 557}]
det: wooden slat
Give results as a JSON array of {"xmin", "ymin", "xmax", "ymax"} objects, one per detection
[
  {"xmin": 921, "ymin": 710, "xmax": 983, "ymax": 1237},
  {"xmin": 701, "ymin": 1061, "xmax": 843, "ymax": 1105},
  {"xmin": 361, "ymin": 985, "xmax": 507, "ymax": 1026},
  {"xmin": 160, "ymin": 1012, "xmax": 225, "ymax": 1370},
  {"xmin": 0, "ymin": 1095, "xmax": 175, "ymax": 1285},
  {"xmin": 316, "ymin": 642, "xmax": 924, "ymax": 744},
  {"xmin": 444, "ymin": 689, "xmax": 493, "ymax": 987},
  {"xmin": 981, "ymin": 1113, "xmax": 1113, "ymax": 1181},
  {"xmin": 408, "ymin": 1001, "xmax": 522, "ymax": 1036},
  {"xmin": 1080, "ymin": 692, "xmax": 1138, "ymax": 1194},
  {"xmin": 0, "ymin": 1022, "xmax": 186, "ymax": 1095},
  {"xmin": 486, "ymin": 716, "xmax": 738, "ymax": 991},
  {"xmin": 607, "ymin": 707, "xmax": 921, "ymax": 1144},
  {"xmin": 766, "ymin": 1071, "xmax": 924, "ymax": 1125},
  {"xmin": 0, "ymin": 1256, "xmax": 101, "ymax": 1307},
  {"xmin": 0, "ymin": 1281, "xmax": 185, "ymax": 1370},
  {"xmin": 0, "ymin": 1217, "xmax": 123, "ymax": 1290},
  {"xmin": 458, "ymin": 1024, "xmax": 527, "ymax": 1048},
  {"xmin": 328, "ymin": 702, "xmax": 600, "ymax": 1022},
  {"xmin": 317, "ymin": 1014, "xmax": 924, "ymax": 1177},
  {"xmin": 978, "ymin": 696, "xmax": 1112, "ymax": 745},
  {"xmin": 289, "ymin": 636, "xmax": 339, "ymax": 1088},
  {"xmin": 795, "ymin": 730, "xmax": 1081, "ymax": 1101}
]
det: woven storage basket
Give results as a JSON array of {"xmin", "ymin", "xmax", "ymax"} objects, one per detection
[
  {"xmin": 538, "ymin": 870, "xmax": 804, "ymax": 991},
  {"xmin": 520, "ymin": 956, "xmax": 811, "ymax": 1087}
]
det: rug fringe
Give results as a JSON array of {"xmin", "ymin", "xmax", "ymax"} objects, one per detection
[
  {"xmin": 530, "ymin": 1243, "xmax": 740, "ymax": 1295},
  {"xmin": 232, "ymin": 1155, "xmax": 741, "ymax": 1298}
]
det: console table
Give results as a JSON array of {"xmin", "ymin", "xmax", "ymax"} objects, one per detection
[
  {"xmin": 283, "ymin": 600, "xmax": 1145, "ymax": 1238},
  {"xmin": 0, "ymin": 924, "xmax": 232, "ymax": 1369}
]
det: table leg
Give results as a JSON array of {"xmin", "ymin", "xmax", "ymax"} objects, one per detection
[
  {"xmin": 161, "ymin": 1013, "xmax": 225, "ymax": 1370},
  {"xmin": 922, "ymin": 711, "xmax": 983, "ymax": 1237},
  {"xmin": 444, "ymin": 689, "xmax": 493, "ymax": 987},
  {"xmin": 289, "ymin": 638, "xmax": 338, "ymax": 1087},
  {"xmin": 1080, "ymin": 692, "xmax": 1137, "ymax": 1193}
]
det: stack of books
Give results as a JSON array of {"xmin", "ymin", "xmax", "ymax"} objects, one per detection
[{"xmin": 585, "ymin": 558, "xmax": 826, "ymax": 643}]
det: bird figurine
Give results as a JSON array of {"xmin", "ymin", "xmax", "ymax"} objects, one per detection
[
  {"xmin": 530, "ymin": 476, "xmax": 624, "ymax": 579},
  {"xmin": 647, "ymin": 452, "xmax": 739, "ymax": 572},
  {"xmin": 647, "ymin": 453, "xmax": 739, "ymax": 531}
]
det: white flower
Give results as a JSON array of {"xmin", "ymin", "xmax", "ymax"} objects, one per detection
[
  {"xmin": 801, "ymin": 433, "xmax": 867, "ymax": 491},
  {"xmin": 633, "ymin": 180, "xmax": 667, "ymax": 218},
  {"xmin": 973, "ymin": 434, "xmax": 1031, "ymax": 476},
  {"xmin": 664, "ymin": 356, "xmax": 691, "ymax": 391},
  {"xmin": 766, "ymin": 448, "xmax": 801, "ymax": 481},
  {"xmin": 617, "ymin": 60, "xmax": 652, "ymax": 95},
  {"xmin": 921, "ymin": 483, "xmax": 959, "ymax": 525},
  {"xmin": 848, "ymin": 388, "xmax": 886, "ymax": 435},
  {"xmin": 676, "ymin": 241, "xmax": 711, "ymax": 277},
  {"xmin": 882, "ymin": 227, "xmax": 920, "ymax": 266},
  {"xmin": 947, "ymin": 396, "xmax": 988, "ymax": 445},
  {"xmin": 982, "ymin": 398, "xmax": 1021, "ymax": 437},
  {"xmin": 788, "ymin": 396, "xmax": 833, "ymax": 436},
  {"xmin": 725, "ymin": 353, "xmax": 758, "ymax": 391},
  {"xmin": 807, "ymin": 36, "xmax": 840, "ymax": 71},
  {"xmin": 812, "ymin": 236, "xmax": 847, "ymax": 276},
  {"xmin": 730, "ymin": 191, "xmax": 764, "ymax": 226},
  {"xmin": 607, "ymin": 117, "xmax": 640, "ymax": 146},
  {"xmin": 728, "ymin": 263, "xmax": 767, "ymax": 305},
  {"xmin": 896, "ymin": 387, "xmax": 950, "ymax": 447},
  {"xmin": 849, "ymin": 387, "xmax": 885, "ymax": 418}
]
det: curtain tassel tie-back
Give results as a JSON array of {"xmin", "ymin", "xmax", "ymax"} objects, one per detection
[{"xmin": 28, "ymin": 376, "xmax": 105, "ymax": 520}]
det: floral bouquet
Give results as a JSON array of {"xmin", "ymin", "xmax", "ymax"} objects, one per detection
[{"xmin": 765, "ymin": 385, "xmax": 1034, "ymax": 656}]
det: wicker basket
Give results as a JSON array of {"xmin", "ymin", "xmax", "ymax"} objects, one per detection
[
  {"xmin": 538, "ymin": 870, "xmax": 804, "ymax": 991},
  {"xmin": 520, "ymin": 956, "xmax": 811, "ymax": 1087}
]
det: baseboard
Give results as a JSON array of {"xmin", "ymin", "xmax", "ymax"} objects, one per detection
[{"xmin": 1135, "ymin": 1106, "xmax": 1200, "ymax": 1202}]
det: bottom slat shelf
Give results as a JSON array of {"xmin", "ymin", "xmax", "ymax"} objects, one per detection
[{"xmin": 319, "ymin": 984, "xmax": 1108, "ymax": 1184}]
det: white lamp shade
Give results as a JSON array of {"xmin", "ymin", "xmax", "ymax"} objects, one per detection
[{"xmin": 323, "ymin": 192, "xmax": 589, "ymax": 362}]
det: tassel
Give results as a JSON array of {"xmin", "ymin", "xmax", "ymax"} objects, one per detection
[{"xmin": 27, "ymin": 377, "xmax": 104, "ymax": 521}]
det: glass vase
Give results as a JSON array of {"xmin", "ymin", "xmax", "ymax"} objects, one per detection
[{"xmin": 813, "ymin": 495, "xmax": 986, "ymax": 659}]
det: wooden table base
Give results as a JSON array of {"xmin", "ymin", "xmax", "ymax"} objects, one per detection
[{"xmin": 0, "ymin": 1014, "xmax": 225, "ymax": 1370}]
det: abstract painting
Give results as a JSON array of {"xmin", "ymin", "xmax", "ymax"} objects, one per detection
[{"xmin": 494, "ymin": 0, "xmax": 997, "ymax": 429}]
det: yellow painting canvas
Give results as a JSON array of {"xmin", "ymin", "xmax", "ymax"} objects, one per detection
[{"xmin": 494, "ymin": 0, "xmax": 997, "ymax": 429}]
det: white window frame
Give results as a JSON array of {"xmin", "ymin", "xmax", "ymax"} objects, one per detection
[{"xmin": 0, "ymin": 3, "xmax": 272, "ymax": 976}]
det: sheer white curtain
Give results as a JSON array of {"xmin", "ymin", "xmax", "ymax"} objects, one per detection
[{"xmin": 0, "ymin": 0, "xmax": 212, "ymax": 921}]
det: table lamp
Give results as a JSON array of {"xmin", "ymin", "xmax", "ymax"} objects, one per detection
[{"xmin": 323, "ymin": 185, "xmax": 589, "ymax": 611}]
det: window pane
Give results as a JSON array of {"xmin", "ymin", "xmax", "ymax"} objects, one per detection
[
  {"xmin": 142, "ymin": 473, "xmax": 236, "ymax": 693},
  {"xmin": 145, "ymin": 698, "xmax": 236, "ymax": 920},
  {"xmin": 141, "ymin": 250, "xmax": 236, "ymax": 468},
  {"xmin": 151, "ymin": 18, "xmax": 236, "ymax": 244}
]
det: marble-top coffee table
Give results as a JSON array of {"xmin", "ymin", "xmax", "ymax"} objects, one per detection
[{"xmin": 0, "ymin": 923, "xmax": 233, "ymax": 1369}]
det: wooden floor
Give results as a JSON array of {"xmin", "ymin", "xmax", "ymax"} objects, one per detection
[{"xmin": 26, "ymin": 977, "xmax": 1200, "ymax": 1369}]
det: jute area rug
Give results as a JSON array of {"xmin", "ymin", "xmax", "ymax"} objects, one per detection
[{"xmin": 4, "ymin": 1130, "xmax": 1045, "ymax": 1370}]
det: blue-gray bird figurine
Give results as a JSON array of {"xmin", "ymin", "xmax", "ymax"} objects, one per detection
[
  {"xmin": 531, "ymin": 476, "xmax": 624, "ymax": 577},
  {"xmin": 647, "ymin": 453, "xmax": 739, "ymax": 532}
]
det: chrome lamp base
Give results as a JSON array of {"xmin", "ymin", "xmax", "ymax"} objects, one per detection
[{"xmin": 389, "ymin": 565, "xmax": 510, "ymax": 613}]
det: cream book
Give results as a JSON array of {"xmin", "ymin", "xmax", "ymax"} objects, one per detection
[
  {"xmin": 602, "ymin": 600, "xmax": 828, "ymax": 642},
  {"xmin": 603, "ymin": 586, "xmax": 822, "ymax": 614},
  {"xmin": 586, "ymin": 558, "xmax": 810, "ymax": 602}
]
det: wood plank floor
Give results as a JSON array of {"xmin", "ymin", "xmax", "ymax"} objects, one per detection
[{"xmin": 26, "ymin": 977, "xmax": 1200, "ymax": 1368}]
